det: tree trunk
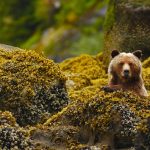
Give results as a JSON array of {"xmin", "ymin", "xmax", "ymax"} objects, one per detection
[{"xmin": 103, "ymin": 0, "xmax": 150, "ymax": 65}]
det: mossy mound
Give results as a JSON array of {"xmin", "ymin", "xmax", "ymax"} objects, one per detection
[
  {"xmin": 60, "ymin": 54, "xmax": 107, "ymax": 93},
  {"xmin": 0, "ymin": 111, "xmax": 17, "ymax": 127},
  {"xmin": 0, "ymin": 50, "xmax": 150, "ymax": 149},
  {"xmin": 31, "ymin": 91, "xmax": 150, "ymax": 149},
  {"xmin": 0, "ymin": 49, "xmax": 69, "ymax": 126},
  {"xmin": 30, "ymin": 55, "xmax": 150, "ymax": 149},
  {"xmin": 143, "ymin": 57, "xmax": 150, "ymax": 68},
  {"xmin": 0, "ymin": 111, "xmax": 33, "ymax": 149}
]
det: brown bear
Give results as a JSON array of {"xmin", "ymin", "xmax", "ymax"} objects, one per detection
[{"xmin": 103, "ymin": 50, "xmax": 148, "ymax": 97}]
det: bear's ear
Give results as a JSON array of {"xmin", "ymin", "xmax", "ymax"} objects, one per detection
[
  {"xmin": 111, "ymin": 50, "xmax": 120, "ymax": 58},
  {"xmin": 133, "ymin": 50, "xmax": 142, "ymax": 59}
]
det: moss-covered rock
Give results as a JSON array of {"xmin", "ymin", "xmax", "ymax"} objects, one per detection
[
  {"xmin": 0, "ymin": 111, "xmax": 33, "ymax": 149},
  {"xmin": 0, "ymin": 0, "xmax": 37, "ymax": 46},
  {"xmin": 31, "ymin": 91, "xmax": 149, "ymax": 149},
  {"xmin": 103, "ymin": 0, "xmax": 150, "ymax": 65},
  {"xmin": 0, "ymin": 49, "xmax": 150, "ymax": 149},
  {"xmin": 0, "ymin": 111, "xmax": 17, "ymax": 127},
  {"xmin": 0, "ymin": 49, "xmax": 69, "ymax": 126},
  {"xmin": 30, "ymin": 54, "xmax": 150, "ymax": 149},
  {"xmin": 60, "ymin": 54, "xmax": 107, "ymax": 92},
  {"xmin": 142, "ymin": 58, "xmax": 150, "ymax": 93}
]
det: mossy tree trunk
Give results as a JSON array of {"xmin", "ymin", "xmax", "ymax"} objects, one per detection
[{"xmin": 103, "ymin": 0, "xmax": 150, "ymax": 65}]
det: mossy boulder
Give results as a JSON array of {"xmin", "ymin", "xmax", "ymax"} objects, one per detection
[
  {"xmin": 59, "ymin": 54, "xmax": 107, "ymax": 91},
  {"xmin": 0, "ymin": 50, "xmax": 150, "ymax": 149},
  {"xmin": 31, "ymin": 91, "xmax": 150, "ymax": 149},
  {"xmin": 30, "ymin": 54, "xmax": 150, "ymax": 149},
  {"xmin": 0, "ymin": 49, "xmax": 69, "ymax": 126},
  {"xmin": 103, "ymin": 0, "xmax": 150, "ymax": 65}
]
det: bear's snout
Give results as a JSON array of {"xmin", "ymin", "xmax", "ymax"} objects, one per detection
[
  {"xmin": 123, "ymin": 70, "xmax": 129, "ymax": 78},
  {"xmin": 122, "ymin": 63, "xmax": 131, "ymax": 79}
]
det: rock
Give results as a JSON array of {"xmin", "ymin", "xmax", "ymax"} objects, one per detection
[
  {"xmin": 103, "ymin": 0, "xmax": 150, "ymax": 65},
  {"xmin": 32, "ymin": 90, "xmax": 150, "ymax": 149},
  {"xmin": 0, "ymin": 43, "xmax": 23, "ymax": 52},
  {"xmin": 0, "ymin": 111, "xmax": 33, "ymax": 149},
  {"xmin": 0, "ymin": 49, "xmax": 69, "ymax": 126},
  {"xmin": 30, "ymin": 54, "xmax": 150, "ymax": 149},
  {"xmin": 59, "ymin": 54, "xmax": 107, "ymax": 92},
  {"xmin": 0, "ymin": 48, "xmax": 150, "ymax": 149}
]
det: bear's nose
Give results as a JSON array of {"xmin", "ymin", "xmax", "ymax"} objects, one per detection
[
  {"xmin": 124, "ymin": 70, "xmax": 129, "ymax": 78},
  {"xmin": 124, "ymin": 70, "xmax": 129, "ymax": 74}
]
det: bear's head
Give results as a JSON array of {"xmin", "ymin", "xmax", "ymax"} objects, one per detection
[{"xmin": 108, "ymin": 50, "xmax": 142, "ymax": 82}]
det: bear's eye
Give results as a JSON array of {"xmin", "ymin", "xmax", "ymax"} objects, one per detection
[{"xmin": 129, "ymin": 62, "xmax": 133, "ymax": 66}]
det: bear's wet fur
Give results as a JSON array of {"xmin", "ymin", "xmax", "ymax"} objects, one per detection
[{"xmin": 103, "ymin": 50, "xmax": 148, "ymax": 97}]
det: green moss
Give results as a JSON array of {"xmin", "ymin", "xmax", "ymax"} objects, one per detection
[
  {"xmin": 103, "ymin": 0, "xmax": 150, "ymax": 64},
  {"xmin": 122, "ymin": 0, "xmax": 150, "ymax": 7},
  {"xmin": 104, "ymin": 0, "xmax": 115, "ymax": 32}
]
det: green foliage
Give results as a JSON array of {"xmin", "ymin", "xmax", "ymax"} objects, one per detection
[
  {"xmin": 55, "ymin": 0, "xmax": 108, "ymax": 25},
  {"xmin": 34, "ymin": 0, "xmax": 55, "ymax": 27},
  {"xmin": 70, "ymin": 32, "xmax": 104, "ymax": 55},
  {"xmin": 104, "ymin": 0, "xmax": 115, "ymax": 31},
  {"xmin": 21, "ymin": 30, "xmax": 41, "ymax": 49},
  {"xmin": 0, "ymin": 0, "xmax": 37, "ymax": 46},
  {"xmin": 34, "ymin": 0, "xmax": 50, "ymax": 22},
  {"xmin": 55, "ymin": 0, "xmax": 98, "ymax": 24},
  {"xmin": 0, "ymin": 0, "xmax": 107, "ymax": 57}
]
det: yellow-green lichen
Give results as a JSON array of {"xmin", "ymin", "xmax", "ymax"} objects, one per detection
[
  {"xmin": 0, "ymin": 49, "xmax": 69, "ymax": 126},
  {"xmin": 38, "ymin": 55, "xmax": 150, "ymax": 149},
  {"xmin": 59, "ymin": 54, "xmax": 107, "ymax": 93},
  {"xmin": 0, "ymin": 111, "xmax": 16, "ymax": 127},
  {"xmin": 0, "ymin": 49, "xmax": 150, "ymax": 149},
  {"xmin": 42, "ymin": 90, "xmax": 150, "ymax": 149}
]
